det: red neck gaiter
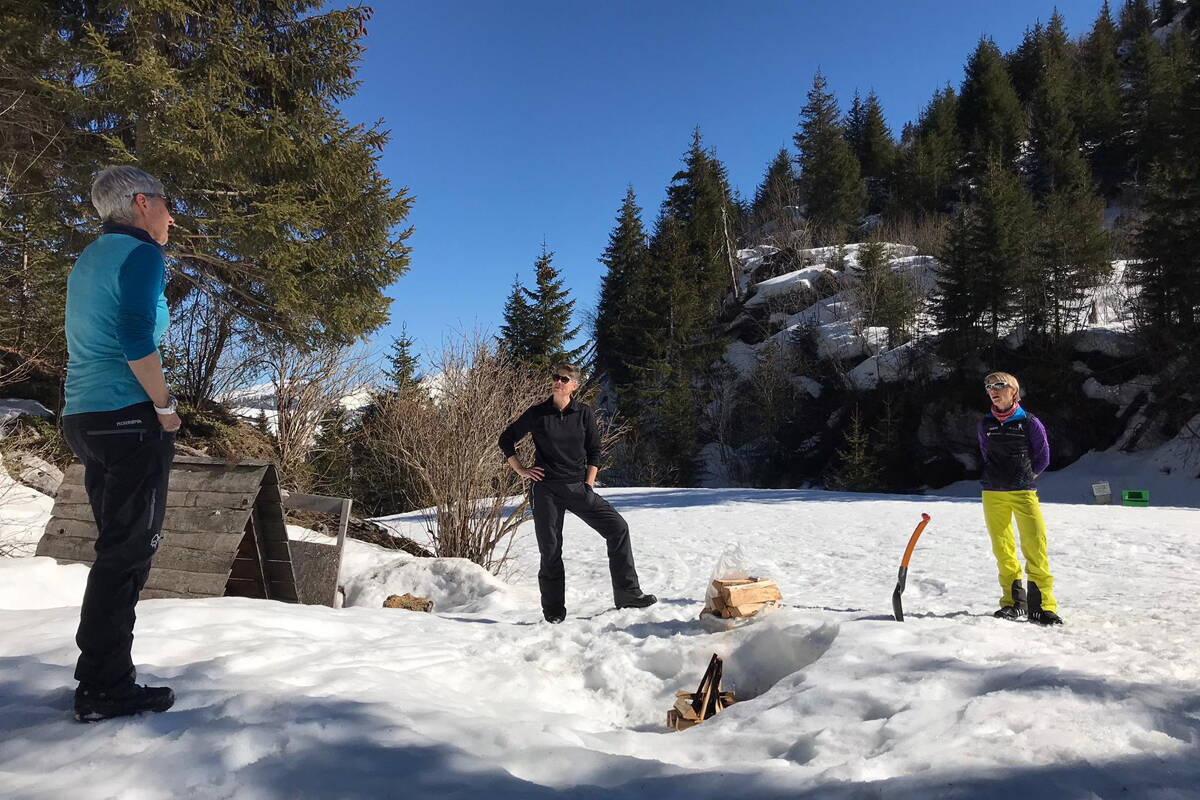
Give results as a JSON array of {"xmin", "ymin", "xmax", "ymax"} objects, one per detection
[{"xmin": 991, "ymin": 401, "xmax": 1021, "ymax": 423}]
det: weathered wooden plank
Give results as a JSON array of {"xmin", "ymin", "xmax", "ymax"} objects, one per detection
[
  {"xmin": 262, "ymin": 560, "xmax": 295, "ymax": 585},
  {"xmin": 148, "ymin": 543, "xmax": 235, "ymax": 575},
  {"xmin": 55, "ymin": 483, "xmax": 258, "ymax": 510},
  {"xmin": 166, "ymin": 464, "xmax": 269, "ymax": 493},
  {"xmin": 255, "ymin": 517, "xmax": 289, "ymax": 544},
  {"xmin": 225, "ymin": 576, "xmax": 267, "ymax": 599},
  {"xmin": 282, "ymin": 492, "xmax": 345, "ymax": 516},
  {"xmin": 59, "ymin": 460, "xmax": 267, "ymax": 493},
  {"xmin": 260, "ymin": 540, "xmax": 292, "ymax": 562},
  {"xmin": 140, "ymin": 587, "xmax": 210, "ymax": 601},
  {"xmin": 142, "ymin": 566, "xmax": 228, "ymax": 596},
  {"xmin": 267, "ymin": 583, "xmax": 299, "ymax": 602},
  {"xmin": 229, "ymin": 558, "xmax": 261, "ymax": 582},
  {"xmin": 48, "ymin": 504, "xmax": 250, "ymax": 535},
  {"xmin": 172, "ymin": 455, "xmax": 272, "ymax": 468},
  {"xmin": 36, "ymin": 532, "xmax": 96, "ymax": 562},
  {"xmin": 62, "ymin": 463, "xmax": 85, "ymax": 487},
  {"xmin": 157, "ymin": 530, "xmax": 246, "ymax": 552},
  {"xmin": 41, "ymin": 517, "xmax": 98, "ymax": 542}
]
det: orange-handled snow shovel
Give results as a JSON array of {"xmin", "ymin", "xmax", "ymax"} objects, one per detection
[{"xmin": 892, "ymin": 513, "xmax": 931, "ymax": 622}]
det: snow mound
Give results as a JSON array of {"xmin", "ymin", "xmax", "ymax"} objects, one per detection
[
  {"xmin": 340, "ymin": 547, "xmax": 518, "ymax": 615},
  {"xmin": 0, "ymin": 556, "xmax": 89, "ymax": 609},
  {"xmin": 745, "ymin": 265, "xmax": 839, "ymax": 309}
]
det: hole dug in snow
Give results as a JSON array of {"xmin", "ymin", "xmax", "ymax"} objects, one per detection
[{"xmin": 721, "ymin": 620, "xmax": 840, "ymax": 700}]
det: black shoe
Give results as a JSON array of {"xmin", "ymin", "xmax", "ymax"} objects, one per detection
[
  {"xmin": 74, "ymin": 683, "xmax": 175, "ymax": 722},
  {"xmin": 616, "ymin": 593, "xmax": 658, "ymax": 610},
  {"xmin": 994, "ymin": 604, "xmax": 1026, "ymax": 620},
  {"xmin": 1029, "ymin": 609, "xmax": 1064, "ymax": 626},
  {"xmin": 544, "ymin": 613, "xmax": 565, "ymax": 624}
]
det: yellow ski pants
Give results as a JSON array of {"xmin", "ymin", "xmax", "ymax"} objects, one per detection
[{"xmin": 982, "ymin": 490, "xmax": 1056, "ymax": 612}]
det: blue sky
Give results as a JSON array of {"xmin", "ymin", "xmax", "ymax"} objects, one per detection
[{"xmin": 338, "ymin": 0, "xmax": 1109, "ymax": 369}]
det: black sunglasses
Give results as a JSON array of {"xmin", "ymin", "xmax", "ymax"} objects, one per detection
[
  {"xmin": 552, "ymin": 374, "xmax": 573, "ymax": 384},
  {"xmin": 127, "ymin": 192, "xmax": 175, "ymax": 213},
  {"xmin": 984, "ymin": 382, "xmax": 1010, "ymax": 391}
]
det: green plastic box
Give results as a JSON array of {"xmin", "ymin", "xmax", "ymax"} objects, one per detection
[{"xmin": 1122, "ymin": 489, "xmax": 1149, "ymax": 507}]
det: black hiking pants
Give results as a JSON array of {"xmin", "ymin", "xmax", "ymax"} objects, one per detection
[
  {"xmin": 531, "ymin": 481, "xmax": 641, "ymax": 617},
  {"xmin": 62, "ymin": 402, "xmax": 174, "ymax": 691}
]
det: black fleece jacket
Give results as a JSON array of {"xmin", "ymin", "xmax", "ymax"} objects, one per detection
[{"xmin": 498, "ymin": 397, "xmax": 601, "ymax": 482}]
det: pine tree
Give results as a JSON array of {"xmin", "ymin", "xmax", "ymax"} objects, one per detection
[
  {"xmin": 1077, "ymin": 2, "xmax": 1124, "ymax": 196},
  {"xmin": 498, "ymin": 275, "xmax": 538, "ymax": 366},
  {"xmin": 794, "ymin": 71, "xmax": 867, "ymax": 239},
  {"xmin": 830, "ymin": 408, "xmax": 882, "ymax": 492},
  {"xmin": 893, "ymin": 86, "xmax": 961, "ymax": 214},
  {"xmin": 973, "ymin": 162, "xmax": 1038, "ymax": 343},
  {"xmin": 1120, "ymin": 26, "xmax": 1161, "ymax": 186},
  {"xmin": 1133, "ymin": 18, "xmax": 1200, "ymax": 345},
  {"xmin": 958, "ymin": 37, "xmax": 1027, "ymax": 171},
  {"xmin": 665, "ymin": 129, "xmax": 740, "ymax": 329},
  {"xmin": 383, "ymin": 325, "xmax": 420, "ymax": 392},
  {"xmin": 1007, "ymin": 22, "xmax": 1047, "ymax": 107},
  {"xmin": 934, "ymin": 162, "xmax": 1036, "ymax": 347},
  {"xmin": 595, "ymin": 187, "xmax": 649, "ymax": 389},
  {"xmin": 254, "ymin": 410, "xmax": 273, "ymax": 438},
  {"xmin": 1142, "ymin": 27, "xmax": 1193, "ymax": 177},
  {"xmin": 7, "ymin": 2, "xmax": 413, "ymax": 348},
  {"xmin": 935, "ymin": 204, "xmax": 982, "ymax": 347},
  {"xmin": 1119, "ymin": 0, "xmax": 1154, "ymax": 40},
  {"xmin": 1029, "ymin": 25, "xmax": 1089, "ymax": 197},
  {"xmin": 1030, "ymin": 186, "xmax": 1113, "ymax": 339},
  {"xmin": 858, "ymin": 91, "xmax": 898, "ymax": 181},
  {"xmin": 857, "ymin": 241, "xmax": 918, "ymax": 349},
  {"xmin": 845, "ymin": 91, "xmax": 897, "ymax": 213},
  {"xmin": 751, "ymin": 148, "xmax": 799, "ymax": 224},
  {"xmin": 525, "ymin": 246, "xmax": 585, "ymax": 371}
]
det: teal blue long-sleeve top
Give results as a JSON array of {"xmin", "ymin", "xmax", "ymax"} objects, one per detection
[{"xmin": 63, "ymin": 223, "xmax": 170, "ymax": 416}]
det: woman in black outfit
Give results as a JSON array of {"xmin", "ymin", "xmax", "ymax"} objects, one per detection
[{"xmin": 499, "ymin": 363, "xmax": 656, "ymax": 623}]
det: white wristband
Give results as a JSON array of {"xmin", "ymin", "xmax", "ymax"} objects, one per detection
[{"xmin": 154, "ymin": 394, "xmax": 177, "ymax": 416}]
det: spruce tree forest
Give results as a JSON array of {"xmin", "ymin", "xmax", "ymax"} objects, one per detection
[{"xmin": 2, "ymin": 1, "xmax": 1199, "ymax": 516}]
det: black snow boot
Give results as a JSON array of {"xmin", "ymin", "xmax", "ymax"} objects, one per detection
[
  {"xmin": 994, "ymin": 579, "xmax": 1027, "ymax": 620},
  {"xmin": 1027, "ymin": 581, "xmax": 1063, "ymax": 626},
  {"xmin": 616, "ymin": 593, "xmax": 658, "ymax": 610},
  {"xmin": 74, "ymin": 683, "xmax": 175, "ymax": 722}
]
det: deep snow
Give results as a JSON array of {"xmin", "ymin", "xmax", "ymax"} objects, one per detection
[{"xmin": 2, "ymin": 477, "xmax": 1198, "ymax": 798}]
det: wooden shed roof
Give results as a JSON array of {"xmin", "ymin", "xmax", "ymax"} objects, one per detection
[{"xmin": 37, "ymin": 455, "xmax": 299, "ymax": 603}]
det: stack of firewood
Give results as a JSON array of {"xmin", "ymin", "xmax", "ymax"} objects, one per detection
[
  {"xmin": 667, "ymin": 654, "xmax": 737, "ymax": 731},
  {"xmin": 704, "ymin": 577, "xmax": 782, "ymax": 619}
]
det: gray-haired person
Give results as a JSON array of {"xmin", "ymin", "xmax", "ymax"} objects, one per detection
[
  {"xmin": 499, "ymin": 363, "xmax": 656, "ymax": 623},
  {"xmin": 63, "ymin": 165, "xmax": 180, "ymax": 721}
]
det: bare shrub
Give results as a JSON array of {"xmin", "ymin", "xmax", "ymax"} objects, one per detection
[
  {"xmin": 873, "ymin": 212, "xmax": 950, "ymax": 256},
  {"xmin": 164, "ymin": 291, "xmax": 265, "ymax": 406},
  {"xmin": 263, "ymin": 340, "xmax": 375, "ymax": 491},
  {"xmin": 363, "ymin": 334, "xmax": 546, "ymax": 574}
]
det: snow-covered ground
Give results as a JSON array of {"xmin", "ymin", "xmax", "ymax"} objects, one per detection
[{"xmin": 2, "ymin": 475, "xmax": 1199, "ymax": 798}]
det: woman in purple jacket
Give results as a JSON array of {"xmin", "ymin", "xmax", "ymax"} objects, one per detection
[{"xmin": 978, "ymin": 371, "xmax": 1062, "ymax": 625}]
